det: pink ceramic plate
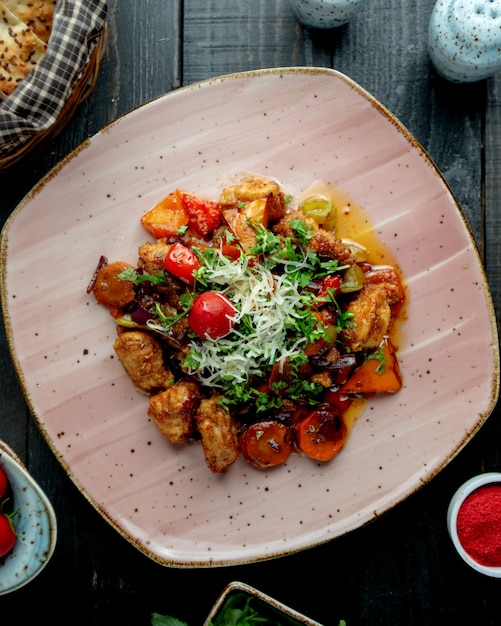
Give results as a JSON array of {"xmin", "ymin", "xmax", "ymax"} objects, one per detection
[{"xmin": 1, "ymin": 68, "xmax": 499, "ymax": 567}]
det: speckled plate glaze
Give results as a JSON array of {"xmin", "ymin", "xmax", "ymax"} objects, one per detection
[
  {"xmin": 0, "ymin": 441, "xmax": 57, "ymax": 593},
  {"xmin": 1, "ymin": 68, "xmax": 498, "ymax": 567}
]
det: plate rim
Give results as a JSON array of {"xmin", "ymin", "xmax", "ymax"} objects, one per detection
[{"xmin": 1, "ymin": 66, "xmax": 499, "ymax": 568}]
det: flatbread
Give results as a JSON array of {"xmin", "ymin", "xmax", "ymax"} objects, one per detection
[
  {"xmin": 1, "ymin": 0, "xmax": 56, "ymax": 43},
  {"xmin": 0, "ymin": 1, "xmax": 47, "ymax": 97}
]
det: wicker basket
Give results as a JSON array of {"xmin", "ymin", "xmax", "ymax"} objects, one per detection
[{"xmin": 0, "ymin": 1, "xmax": 108, "ymax": 172}]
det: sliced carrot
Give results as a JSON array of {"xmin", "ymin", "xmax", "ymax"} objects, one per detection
[
  {"xmin": 340, "ymin": 336, "xmax": 402, "ymax": 394},
  {"xmin": 294, "ymin": 405, "xmax": 347, "ymax": 462},
  {"xmin": 93, "ymin": 260, "xmax": 135, "ymax": 316},
  {"xmin": 240, "ymin": 420, "xmax": 294, "ymax": 469},
  {"xmin": 140, "ymin": 189, "xmax": 188, "ymax": 238}
]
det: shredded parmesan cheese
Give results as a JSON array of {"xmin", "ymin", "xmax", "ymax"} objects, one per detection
[{"xmin": 185, "ymin": 249, "xmax": 311, "ymax": 386}]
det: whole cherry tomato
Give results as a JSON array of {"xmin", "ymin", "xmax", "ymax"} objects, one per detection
[
  {"xmin": 163, "ymin": 242, "xmax": 200, "ymax": 285},
  {"xmin": 0, "ymin": 506, "xmax": 18, "ymax": 558},
  {"xmin": 188, "ymin": 291, "xmax": 236, "ymax": 339},
  {"xmin": 0, "ymin": 467, "xmax": 8, "ymax": 500}
]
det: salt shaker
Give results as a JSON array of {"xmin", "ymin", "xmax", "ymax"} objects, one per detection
[
  {"xmin": 288, "ymin": 0, "xmax": 367, "ymax": 29},
  {"xmin": 428, "ymin": 0, "xmax": 501, "ymax": 82}
]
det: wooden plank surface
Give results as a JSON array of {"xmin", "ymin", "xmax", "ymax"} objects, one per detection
[{"xmin": 0, "ymin": 1, "xmax": 500, "ymax": 624}]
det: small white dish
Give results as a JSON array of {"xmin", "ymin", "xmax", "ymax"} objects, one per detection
[
  {"xmin": 447, "ymin": 472, "xmax": 501, "ymax": 577},
  {"xmin": 0, "ymin": 441, "xmax": 57, "ymax": 595}
]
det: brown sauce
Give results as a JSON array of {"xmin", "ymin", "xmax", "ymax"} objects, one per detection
[{"xmin": 297, "ymin": 181, "xmax": 407, "ymax": 433}]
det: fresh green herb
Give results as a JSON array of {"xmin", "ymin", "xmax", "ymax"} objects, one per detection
[
  {"xmin": 209, "ymin": 595, "xmax": 283, "ymax": 625},
  {"xmin": 336, "ymin": 310, "xmax": 356, "ymax": 332},
  {"xmin": 224, "ymin": 229, "xmax": 237, "ymax": 244},
  {"xmin": 289, "ymin": 218, "xmax": 314, "ymax": 246},
  {"xmin": 287, "ymin": 379, "xmax": 324, "ymax": 404},
  {"xmin": 255, "ymin": 390, "xmax": 283, "ymax": 412},
  {"xmin": 118, "ymin": 267, "xmax": 166, "ymax": 286},
  {"xmin": 182, "ymin": 346, "xmax": 203, "ymax": 372},
  {"xmin": 247, "ymin": 225, "xmax": 282, "ymax": 257},
  {"xmin": 318, "ymin": 257, "xmax": 346, "ymax": 277},
  {"xmin": 366, "ymin": 344, "xmax": 387, "ymax": 374},
  {"xmin": 151, "ymin": 613, "xmax": 188, "ymax": 626},
  {"xmin": 151, "ymin": 602, "xmax": 347, "ymax": 626},
  {"xmin": 152, "ymin": 303, "xmax": 186, "ymax": 329}
]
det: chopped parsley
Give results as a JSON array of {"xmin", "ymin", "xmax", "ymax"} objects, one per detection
[
  {"xmin": 366, "ymin": 344, "xmax": 387, "ymax": 374},
  {"xmin": 118, "ymin": 218, "xmax": 361, "ymax": 413}
]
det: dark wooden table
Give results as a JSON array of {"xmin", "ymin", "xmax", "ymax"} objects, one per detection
[{"xmin": 1, "ymin": 1, "xmax": 501, "ymax": 624}]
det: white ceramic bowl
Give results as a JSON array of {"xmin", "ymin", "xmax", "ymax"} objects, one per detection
[
  {"xmin": 447, "ymin": 472, "xmax": 501, "ymax": 578},
  {"xmin": 0, "ymin": 441, "xmax": 57, "ymax": 594}
]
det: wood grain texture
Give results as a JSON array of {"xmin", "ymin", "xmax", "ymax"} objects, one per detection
[{"xmin": 0, "ymin": 0, "xmax": 500, "ymax": 624}]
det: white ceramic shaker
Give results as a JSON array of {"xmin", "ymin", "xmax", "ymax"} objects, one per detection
[
  {"xmin": 428, "ymin": 0, "xmax": 501, "ymax": 82},
  {"xmin": 288, "ymin": 0, "xmax": 367, "ymax": 29}
]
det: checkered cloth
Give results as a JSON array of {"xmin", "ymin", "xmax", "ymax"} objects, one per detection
[{"xmin": 0, "ymin": 0, "xmax": 107, "ymax": 157}]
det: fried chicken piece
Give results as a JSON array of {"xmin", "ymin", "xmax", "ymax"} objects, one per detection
[
  {"xmin": 137, "ymin": 240, "xmax": 185, "ymax": 307},
  {"xmin": 310, "ymin": 370, "xmax": 333, "ymax": 388},
  {"xmin": 113, "ymin": 330, "xmax": 174, "ymax": 393},
  {"xmin": 220, "ymin": 176, "xmax": 287, "ymax": 250},
  {"xmin": 341, "ymin": 277, "xmax": 404, "ymax": 351},
  {"xmin": 195, "ymin": 396, "xmax": 240, "ymax": 473},
  {"xmin": 137, "ymin": 240, "xmax": 171, "ymax": 274},
  {"xmin": 273, "ymin": 210, "xmax": 353, "ymax": 263},
  {"xmin": 148, "ymin": 381, "xmax": 201, "ymax": 443},
  {"xmin": 219, "ymin": 175, "xmax": 281, "ymax": 205}
]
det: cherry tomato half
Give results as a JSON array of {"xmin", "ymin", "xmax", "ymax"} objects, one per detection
[
  {"xmin": 163, "ymin": 242, "xmax": 200, "ymax": 285},
  {"xmin": 188, "ymin": 291, "xmax": 236, "ymax": 340}
]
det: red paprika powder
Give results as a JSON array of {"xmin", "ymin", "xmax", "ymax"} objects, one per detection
[{"xmin": 456, "ymin": 483, "xmax": 501, "ymax": 567}]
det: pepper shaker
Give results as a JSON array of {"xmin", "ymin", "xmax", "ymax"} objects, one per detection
[
  {"xmin": 288, "ymin": 0, "xmax": 367, "ymax": 30},
  {"xmin": 428, "ymin": 0, "xmax": 501, "ymax": 82}
]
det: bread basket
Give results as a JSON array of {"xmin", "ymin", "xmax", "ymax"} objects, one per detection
[{"xmin": 0, "ymin": 0, "xmax": 107, "ymax": 171}]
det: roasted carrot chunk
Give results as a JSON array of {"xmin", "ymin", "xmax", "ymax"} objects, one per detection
[
  {"xmin": 294, "ymin": 405, "xmax": 347, "ymax": 462},
  {"xmin": 340, "ymin": 336, "xmax": 402, "ymax": 394},
  {"xmin": 240, "ymin": 420, "xmax": 294, "ymax": 469},
  {"xmin": 92, "ymin": 260, "xmax": 135, "ymax": 316},
  {"xmin": 140, "ymin": 189, "xmax": 188, "ymax": 238}
]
